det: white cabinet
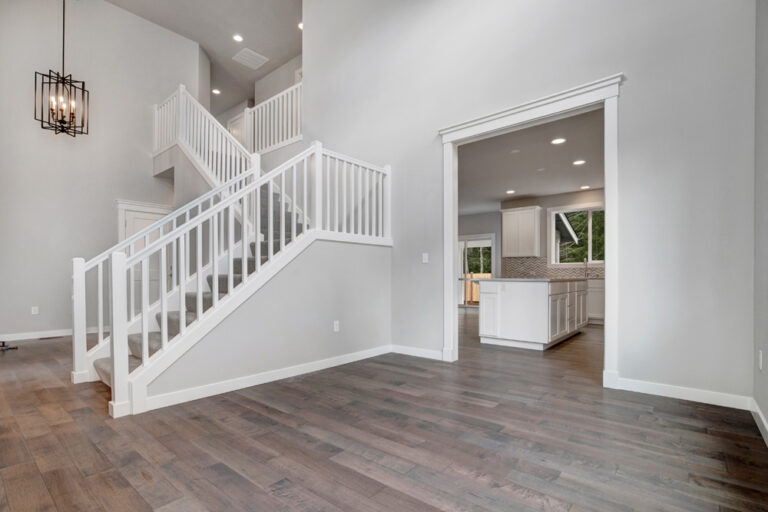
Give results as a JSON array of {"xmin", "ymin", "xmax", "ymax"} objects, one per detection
[
  {"xmin": 501, "ymin": 206, "xmax": 541, "ymax": 257},
  {"xmin": 587, "ymin": 279, "xmax": 605, "ymax": 323}
]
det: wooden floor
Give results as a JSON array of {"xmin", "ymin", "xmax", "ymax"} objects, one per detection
[{"xmin": 2, "ymin": 310, "xmax": 768, "ymax": 511}]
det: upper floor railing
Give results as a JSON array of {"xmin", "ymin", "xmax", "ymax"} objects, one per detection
[
  {"xmin": 243, "ymin": 82, "xmax": 302, "ymax": 154},
  {"xmin": 154, "ymin": 85, "xmax": 258, "ymax": 184}
]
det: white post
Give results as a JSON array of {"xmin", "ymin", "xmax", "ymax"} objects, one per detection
[
  {"xmin": 109, "ymin": 252, "xmax": 130, "ymax": 418},
  {"xmin": 152, "ymin": 104, "xmax": 158, "ymax": 153},
  {"xmin": 251, "ymin": 150, "xmax": 261, "ymax": 177},
  {"xmin": 244, "ymin": 108, "xmax": 254, "ymax": 154},
  {"xmin": 71, "ymin": 258, "xmax": 87, "ymax": 383},
  {"xmin": 312, "ymin": 141, "xmax": 323, "ymax": 231},
  {"xmin": 178, "ymin": 84, "xmax": 186, "ymax": 142},
  {"xmin": 384, "ymin": 165, "xmax": 392, "ymax": 240}
]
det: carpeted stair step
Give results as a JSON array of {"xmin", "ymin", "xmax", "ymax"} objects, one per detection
[
  {"xmin": 206, "ymin": 274, "xmax": 242, "ymax": 293},
  {"xmin": 185, "ymin": 291, "xmax": 227, "ymax": 314},
  {"xmin": 157, "ymin": 311, "xmax": 197, "ymax": 338},
  {"xmin": 128, "ymin": 332, "xmax": 164, "ymax": 359},
  {"xmin": 93, "ymin": 355, "xmax": 142, "ymax": 387}
]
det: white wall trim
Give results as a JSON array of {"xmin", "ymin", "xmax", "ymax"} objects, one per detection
[
  {"xmin": 391, "ymin": 345, "xmax": 443, "ymax": 361},
  {"xmin": 610, "ymin": 373, "xmax": 753, "ymax": 410},
  {"xmin": 752, "ymin": 399, "xmax": 768, "ymax": 448},
  {"xmin": 440, "ymin": 73, "xmax": 624, "ymax": 373},
  {"xmin": 142, "ymin": 344, "xmax": 392, "ymax": 414},
  {"xmin": 0, "ymin": 326, "xmax": 99, "ymax": 342}
]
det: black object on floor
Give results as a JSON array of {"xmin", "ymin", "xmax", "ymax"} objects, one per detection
[{"xmin": 0, "ymin": 341, "xmax": 18, "ymax": 351}]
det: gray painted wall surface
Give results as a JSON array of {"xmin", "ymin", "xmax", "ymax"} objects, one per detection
[
  {"xmin": 458, "ymin": 212, "xmax": 502, "ymax": 277},
  {"xmin": 0, "ymin": 0, "xmax": 205, "ymax": 336},
  {"xmin": 198, "ymin": 48, "xmax": 211, "ymax": 111},
  {"xmin": 253, "ymin": 54, "xmax": 302, "ymax": 105},
  {"xmin": 755, "ymin": 0, "xmax": 768, "ymax": 417},
  {"xmin": 501, "ymin": 189, "xmax": 605, "ymax": 258},
  {"xmin": 149, "ymin": 240, "xmax": 391, "ymax": 396},
  {"xmin": 304, "ymin": 0, "xmax": 756, "ymax": 397}
]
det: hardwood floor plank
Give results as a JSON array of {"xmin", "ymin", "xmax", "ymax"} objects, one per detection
[{"xmin": 1, "ymin": 314, "xmax": 767, "ymax": 511}]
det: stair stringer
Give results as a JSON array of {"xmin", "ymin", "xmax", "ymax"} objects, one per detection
[{"xmin": 119, "ymin": 231, "xmax": 392, "ymax": 417}]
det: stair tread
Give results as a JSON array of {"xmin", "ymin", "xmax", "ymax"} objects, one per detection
[{"xmin": 93, "ymin": 355, "xmax": 142, "ymax": 387}]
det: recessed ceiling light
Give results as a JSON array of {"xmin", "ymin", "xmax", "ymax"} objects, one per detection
[
  {"xmin": 536, "ymin": 168, "xmax": 546, "ymax": 172},
  {"xmin": 298, "ymin": 22, "xmax": 304, "ymax": 30},
  {"xmin": 212, "ymin": 88, "xmax": 221, "ymax": 95},
  {"xmin": 233, "ymin": 34, "xmax": 243, "ymax": 42},
  {"xmin": 551, "ymin": 138, "xmax": 566, "ymax": 145},
  {"xmin": 580, "ymin": 185, "xmax": 590, "ymax": 190},
  {"xmin": 509, "ymin": 149, "xmax": 521, "ymax": 154},
  {"xmin": 506, "ymin": 190, "xmax": 515, "ymax": 195},
  {"xmin": 573, "ymin": 160, "xmax": 586, "ymax": 166}
]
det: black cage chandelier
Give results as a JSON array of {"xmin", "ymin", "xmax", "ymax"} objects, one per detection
[{"xmin": 34, "ymin": 0, "xmax": 89, "ymax": 137}]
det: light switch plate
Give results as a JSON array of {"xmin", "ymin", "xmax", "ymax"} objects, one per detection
[
  {"xmin": 422, "ymin": 252, "xmax": 429, "ymax": 264},
  {"xmin": 333, "ymin": 320, "xmax": 340, "ymax": 332},
  {"xmin": 31, "ymin": 306, "xmax": 39, "ymax": 315}
]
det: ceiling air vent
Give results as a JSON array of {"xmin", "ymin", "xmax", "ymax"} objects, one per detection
[{"xmin": 232, "ymin": 48, "xmax": 269, "ymax": 71}]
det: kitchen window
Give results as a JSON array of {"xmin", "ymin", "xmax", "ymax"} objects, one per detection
[{"xmin": 549, "ymin": 204, "xmax": 604, "ymax": 265}]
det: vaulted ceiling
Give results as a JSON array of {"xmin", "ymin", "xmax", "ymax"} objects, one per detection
[{"xmin": 106, "ymin": 0, "xmax": 302, "ymax": 114}]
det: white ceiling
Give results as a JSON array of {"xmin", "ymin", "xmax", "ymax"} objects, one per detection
[
  {"xmin": 458, "ymin": 109, "xmax": 605, "ymax": 215},
  {"xmin": 106, "ymin": 0, "xmax": 302, "ymax": 114}
]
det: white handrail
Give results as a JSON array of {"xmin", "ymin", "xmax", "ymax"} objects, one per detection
[{"xmin": 244, "ymin": 82, "xmax": 302, "ymax": 154}]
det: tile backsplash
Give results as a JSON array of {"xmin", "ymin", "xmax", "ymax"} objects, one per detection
[{"xmin": 502, "ymin": 257, "xmax": 605, "ymax": 279}]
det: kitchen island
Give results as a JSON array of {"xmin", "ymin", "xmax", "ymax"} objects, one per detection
[{"xmin": 478, "ymin": 278, "xmax": 588, "ymax": 350}]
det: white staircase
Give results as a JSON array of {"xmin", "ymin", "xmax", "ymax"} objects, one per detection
[{"xmin": 71, "ymin": 84, "xmax": 392, "ymax": 418}]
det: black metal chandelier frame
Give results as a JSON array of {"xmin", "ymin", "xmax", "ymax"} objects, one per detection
[{"xmin": 34, "ymin": 0, "xmax": 89, "ymax": 137}]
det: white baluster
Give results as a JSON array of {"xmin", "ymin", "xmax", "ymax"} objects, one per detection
[
  {"xmin": 212, "ymin": 212, "xmax": 219, "ymax": 303},
  {"xmin": 342, "ymin": 161, "xmax": 348, "ymax": 233},
  {"xmin": 280, "ymin": 171, "xmax": 286, "ymax": 251},
  {"xmin": 384, "ymin": 165, "xmax": 392, "ymax": 239},
  {"xmin": 292, "ymin": 164, "xmax": 297, "ymax": 240},
  {"xmin": 141, "ymin": 258, "xmax": 149, "ymax": 363},
  {"xmin": 313, "ymin": 141, "xmax": 323, "ymax": 231},
  {"xmin": 178, "ymin": 233, "xmax": 186, "ymax": 335},
  {"xmin": 228, "ymin": 206, "xmax": 235, "ymax": 292},
  {"xmin": 268, "ymin": 179, "xmax": 274, "ymax": 258},
  {"xmin": 196, "ymin": 224, "xmax": 203, "ymax": 320},
  {"xmin": 303, "ymin": 157, "xmax": 308, "ymax": 234},
  {"xmin": 242, "ymin": 195, "xmax": 249, "ymax": 283},
  {"xmin": 160, "ymin": 245, "xmax": 168, "ymax": 348}
]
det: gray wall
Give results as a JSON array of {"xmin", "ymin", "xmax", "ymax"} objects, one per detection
[
  {"xmin": 149, "ymin": 241, "xmax": 391, "ymax": 395},
  {"xmin": 458, "ymin": 212, "xmax": 502, "ymax": 277},
  {"xmin": 253, "ymin": 54, "xmax": 302, "ymax": 105},
  {"xmin": 0, "ymin": 0, "xmax": 206, "ymax": 336},
  {"xmin": 197, "ymin": 48, "xmax": 211, "ymax": 111},
  {"xmin": 755, "ymin": 0, "xmax": 768, "ymax": 419},
  {"xmin": 304, "ymin": 0, "xmax": 756, "ymax": 397},
  {"xmin": 501, "ymin": 189, "xmax": 605, "ymax": 258}
]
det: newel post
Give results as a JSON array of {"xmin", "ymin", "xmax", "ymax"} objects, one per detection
[
  {"xmin": 109, "ymin": 251, "xmax": 130, "ymax": 417},
  {"xmin": 384, "ymin": 165, "xmax": 392, "ymax": 240},
  {"xmin": 71, "ymin": 258, "xmax": 87, "ymax": 383},
  {"xmin": 177, "ymin": 84, "xmax": 186, "ymax": 142},
  {"xmin": 312, "ymin": 140, "xmax": 324, "ymax": 231}
]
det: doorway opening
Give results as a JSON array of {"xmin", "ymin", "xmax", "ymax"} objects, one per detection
[{"xmin": 439, "ymin": 74, "xmax": 622, "ymax": 390}]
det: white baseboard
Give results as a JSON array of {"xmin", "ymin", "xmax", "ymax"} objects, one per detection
[
  {"xmin": 140, "ymin": 344, "xmax": 392, "ymax": 415},
  {"xmin": 751, "ymin": 398, "xmax": 768, "ymax": 448},
  {"xmin": 390, "ymin": 344, "xmax": 443, "ymax": 361},
  {"xmin": 1, "ymin": 326, "xmax": 100, "ymax": 342},
  {"xmin": 605, "ymin": 373, "xmax": 753, "ymax": 411}
]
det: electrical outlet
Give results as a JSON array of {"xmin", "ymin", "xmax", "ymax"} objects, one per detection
[
  {"xmin": 422, "ymin": 252, "xmax": 429, "ymax": 264},
  {"xmin": 760, "ymin": 349, "xmax": 764, "ymax": 372},
  {"xmin": 333, "ymin": 320, "xmax": 340, "ymax": 332},
  {"xmin": 31, "ymin": 306, "xmax": 39, "ymax": 315}
]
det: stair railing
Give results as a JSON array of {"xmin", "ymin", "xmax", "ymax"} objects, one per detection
[
  {"xmin": 71, "ymin": 167, "xmax": 259, "ymax": 383},
  {"xmin": 154, "ymin": 84, "xmax": 258, "ymax": 183},
  {"xmin": 243, "ymin": 82, "xmax": 302, "ymax": 154},
  {"xmin": 106, "ymin": 142, "xmax": 391, "ymax": 415}
]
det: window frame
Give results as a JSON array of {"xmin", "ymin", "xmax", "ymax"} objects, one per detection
[{"xmin": 547, "ymin": 202, "xmax": 605, "ymax": 267}]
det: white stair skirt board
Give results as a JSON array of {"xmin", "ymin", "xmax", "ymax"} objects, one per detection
[
  {"xmin": 390, "ymin": 345, "xmax": 443, "ymax": 361},
  {"xmin": 141, "ymin": 345, "xmax": 392, "ymax": 415},
  {"xmin": 751, "ymin": 399, "xmax": 768, "ymax": 448},
  {"xmin": 603, "ymin": 371, "xmax": 753, "ymax": 411}
]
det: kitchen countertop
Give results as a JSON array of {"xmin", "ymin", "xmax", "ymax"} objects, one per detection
[{"xmin": 461, "ymin": 277, "xmax": 587, "ymax": 283}]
